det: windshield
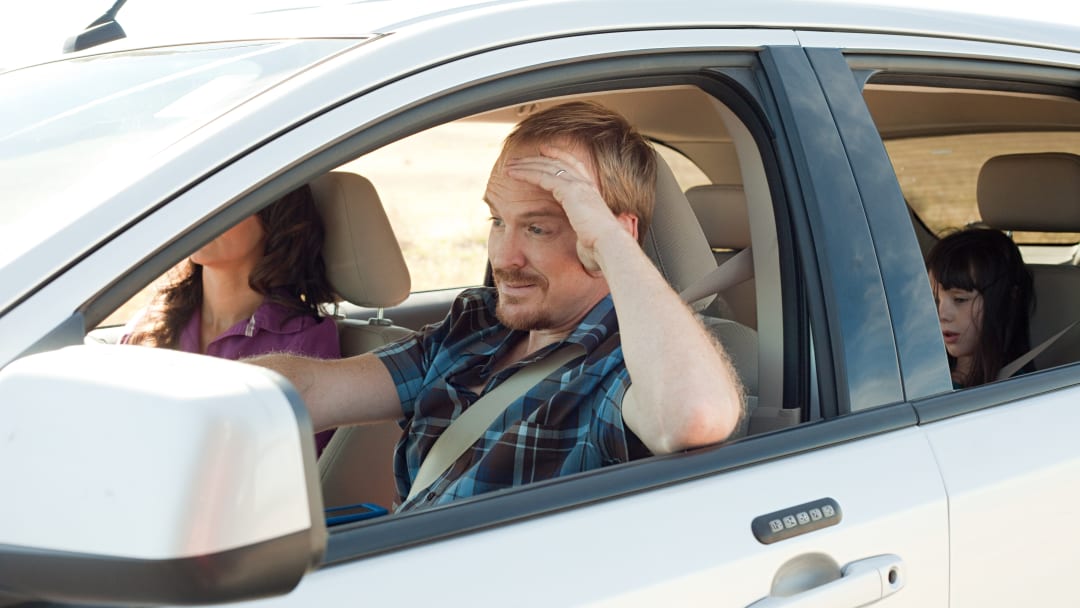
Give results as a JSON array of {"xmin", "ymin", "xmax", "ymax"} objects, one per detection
[{"xmin": 0, "ymin": 39, "xmax": 354, "ymax": 269}]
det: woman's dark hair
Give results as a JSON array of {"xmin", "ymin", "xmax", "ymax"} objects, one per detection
[
  {"xmin": 926, "ymin": 227, "xmax": 1035, "ymax": 387},
  {"xmin": 130, "ymin": 184, "xmax": 336, "ymax": 348}
]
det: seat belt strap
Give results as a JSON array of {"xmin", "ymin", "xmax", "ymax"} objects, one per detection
[
  {"xmin": 997, "ymin": 320, "xmax": 1079, "ymax": 381},
  {"xmin": 405, "ymin": 343, "xmax": 586, "ymax": 503},
  {"xmin": 679, "ymin": 247, "xmax": 754, "ymax": 305}
]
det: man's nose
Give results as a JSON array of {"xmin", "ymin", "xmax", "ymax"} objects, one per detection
[{"xmin": 489, "ymin": 228, "xmax": 525, "ymax": 269}]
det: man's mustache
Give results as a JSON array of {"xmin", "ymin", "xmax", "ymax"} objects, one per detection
[{"xmin": 492, "ymin": 268, "xmax": 548, "ymax": 289}]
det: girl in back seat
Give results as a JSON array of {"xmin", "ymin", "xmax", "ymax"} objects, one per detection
[{"xmin": 926, "ymin": 226, "xmax": 1035, "ymax": 389}]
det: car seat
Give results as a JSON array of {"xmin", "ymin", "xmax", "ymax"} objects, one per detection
[
  {"xmin": 685, "ymin": 184, "xmax": 757, "ymax": 329},
  {"xmin": 311, "ymin": 171, "xmax": 413, "ymax": 509},
  {"xmin": 977, "ymin": 152, "xmax": 1080, "ymax": 371},
  {"xmin": 646, "ymin": 155, "xmax": 759, "ymax": 436}
]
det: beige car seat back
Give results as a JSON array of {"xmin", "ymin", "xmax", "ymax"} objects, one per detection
[
  {"xmin": 978, "ymin": 152, "xmax": 1080, "ymax": 371},
  {"xmin": 311, "ymin": 171, "xmax": 413, "ymax": 509},
  {"xmin": 646, "ymin": 155, "xmax": 760, "ymax": 436},
  {"xmin": 685, "ymin": 184, "xmax": 757, "ymax": 329}
]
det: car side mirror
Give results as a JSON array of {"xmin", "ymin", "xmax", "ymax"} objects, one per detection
[{"xmin": 0, "ymin": 345, "xmax": 326, "ymax": 605}]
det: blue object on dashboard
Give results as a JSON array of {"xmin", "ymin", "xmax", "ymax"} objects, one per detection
[{"xmin": 325, "ymin": 502, "xmax": 388, "ymax": 525}]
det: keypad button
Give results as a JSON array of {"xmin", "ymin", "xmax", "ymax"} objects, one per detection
[{"xmin": 752, "ymin": 498, "xmax": 841, "ymax": 545}]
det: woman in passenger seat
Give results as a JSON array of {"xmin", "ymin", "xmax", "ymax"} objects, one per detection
[
  {"xmin": 926, "ymin": 226, "xmax": 1035, "ymax": 389},
  {"xmin": 123, "ymin": 185, "xmax": 342, "ymax": 452}
]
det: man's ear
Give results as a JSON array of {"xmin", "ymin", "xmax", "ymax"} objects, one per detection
[{"xmin": 616, "ymin": 212, "xmax": 639, "ymax": 241}]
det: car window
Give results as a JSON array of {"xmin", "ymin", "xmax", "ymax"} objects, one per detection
[
  {"xmin": 79, "ymin": 42, "xmax": 871, "ymax": 565},
  {"xmin": 337, "ymin": 128, "xmax": 713, "ymax": 292},
  {"xmin": 310, "ymin": 78, "xmax": 799, "ymax": 514},
  {"xmin": 98, "ymin": 123, "xmax": 733, "ymax": 327},
  {"xmin": 863, "ymin": 78, "xmax": 1080, "ymax": 383}
]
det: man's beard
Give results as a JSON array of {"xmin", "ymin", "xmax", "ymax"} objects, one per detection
[{"xmin": 493, "ymin": 268, "xmax": 553, "ymax": 331}]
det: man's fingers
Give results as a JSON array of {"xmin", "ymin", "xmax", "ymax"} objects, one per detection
[
  {"xmin": 538, "ymin": 144, "xmax": 590, "ymax": 175},
  {"xmin": 506, "ymin": 158, "xmax": 578, "ymax": 181}
]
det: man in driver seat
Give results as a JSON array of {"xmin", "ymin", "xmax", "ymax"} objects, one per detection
[{"xmin": 253, "ymin": 101, "xmax": 744, "ymax": 511}]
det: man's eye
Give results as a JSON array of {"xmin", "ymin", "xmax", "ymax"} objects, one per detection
[
  {"xmin": 490, "ymin": 217, "xmax": 504, "ymax": 228},
  {"xmin": 528, "ymin": 225, "xmax": 550, "ymax": 236}
]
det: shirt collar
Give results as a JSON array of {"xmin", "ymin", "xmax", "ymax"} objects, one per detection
[
  {"xmin": 562, "ymin": 293, "xmax": 618, "ymax": 352},
  {"xmin": 465, "ymin": 288, "xmax": 619, "ymax": 361},
  {"xmin": 249, "ymin": 299, "xmax": 319, "ymax": 336},
  {"xmin": 179, "ymin": 298, "xmax": 318, "ymax": 352}
]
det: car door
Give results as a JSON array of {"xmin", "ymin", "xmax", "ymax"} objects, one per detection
[
  {"xmin": 3, "ymin": 19, "xmax": 951, "ymax": 608},
  {"xmin": 810, "ymin": 32, "xmax": 1080, "ymax": 606},
  {"xmin": 199, "ymin": 30, "xmax": 948, "ymax": 608}
]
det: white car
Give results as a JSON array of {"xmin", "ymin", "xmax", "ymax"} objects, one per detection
[{"xmin": 2, "ymin": 1, "xmax": 1080, "ymax": 606}]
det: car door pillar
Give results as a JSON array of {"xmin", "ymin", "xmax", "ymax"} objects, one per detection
[
  {"xmin": 759, "ymin": 46, "xmax": 904, "ymax": 413},
  {"xmin": 805, "ymin": 47, "xmax": 953, "ymax": 400}
]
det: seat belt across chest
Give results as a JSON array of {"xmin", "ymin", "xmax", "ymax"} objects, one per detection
[{"xmin": 405, "ymin": 343, "xmax": 585, "ymax": 503}]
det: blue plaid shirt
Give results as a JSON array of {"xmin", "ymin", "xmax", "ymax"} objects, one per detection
[{"xmin": 375, "ymin": 287, "xmax": 650, "ymax": 511}]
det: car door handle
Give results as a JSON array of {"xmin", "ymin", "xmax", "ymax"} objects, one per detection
[{"xmin": 747, "ymin": 554, "xmax": 904, "ymax": 608}]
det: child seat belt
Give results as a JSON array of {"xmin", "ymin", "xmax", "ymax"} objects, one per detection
[{"xmin": 996, "ymin": 320, "xmax": 1079, "ymax": 381}]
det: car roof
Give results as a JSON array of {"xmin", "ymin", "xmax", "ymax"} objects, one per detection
[{"xmin": 75, "ymin": 0, "xmax": 1080, "ymax": 57}]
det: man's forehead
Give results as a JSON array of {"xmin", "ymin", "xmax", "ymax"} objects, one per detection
[
  {"xmin": 495, "ymin": 138, "xmax": 590, "ymax": 169},
  {"xmin": 483, "ymin": 182, "xmax": 565, "ymax": 217}
]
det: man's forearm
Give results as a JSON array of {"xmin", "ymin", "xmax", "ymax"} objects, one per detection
[
  {"xmin": 595, "ymin": 228, "xmax": 744, "ymax": 453},
  {"xmin": 245, "ymin": 353, "xmax": 401, "ymax": 432}
]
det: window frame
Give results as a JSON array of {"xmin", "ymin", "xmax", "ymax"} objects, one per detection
[
  {"xmin": 317, "ymin": 52, "xmax": 805, "ymax": 563},
  {"xmin": 56, "ymin": 36, "xmax": 917, "ymax": 566},
  {"xmin": 836, "ymin": 44, "xmax": 1080, "ymax": 417},
  {"xmin": 316, "ymin": 46, "xmax": 911, "ymax": 564}
]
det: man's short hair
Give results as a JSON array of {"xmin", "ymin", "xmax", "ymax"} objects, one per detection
[{"xmin": 503, "ymin": 101, "xmax": 656, "ymax": 244}]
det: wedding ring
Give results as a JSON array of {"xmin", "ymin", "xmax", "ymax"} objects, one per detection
[{"xmin": 554, "ymin": 169, "xmax": 567, "ymax": 177}]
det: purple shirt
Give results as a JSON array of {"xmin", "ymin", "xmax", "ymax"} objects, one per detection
[{"xmin": 178, "ymin": 299, "xmax": 340, "ymax": 362}]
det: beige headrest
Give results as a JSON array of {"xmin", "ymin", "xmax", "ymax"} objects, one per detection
[
  {"xmin": 642, "ymin": 152, "xmax": 717, "ymax": 312},
  {"xmin": 685, "ymin": 184, "xmax": 751, "ymax": 250},
  {"xmin": 310, "ymin": 172, "xmax": 411, "ymax": 308},
  {"xmin": 978, "ymin": 153, "xmax": 1080, "ymax": 232}
]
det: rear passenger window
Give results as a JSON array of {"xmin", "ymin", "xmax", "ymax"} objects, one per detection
[{"xmin": 864, "ymin": 79, "xmax": 1080, "ymax": 380}]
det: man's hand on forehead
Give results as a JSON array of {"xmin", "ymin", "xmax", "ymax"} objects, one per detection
[{"xmin": 505, "ymin": 144, "xmax": 636, "ymax": 272}]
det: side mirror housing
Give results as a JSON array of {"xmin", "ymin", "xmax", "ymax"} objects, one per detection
[{"xmin": 0, "ymin": 345, "xmax": 325, "ymax": 605}]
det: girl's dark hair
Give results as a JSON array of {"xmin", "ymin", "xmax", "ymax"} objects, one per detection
[
  {"xmin": 130, "ymin": 185, "xmax": 336, "ymax": 348},
  {"xmin": 926, "ymin": 227, "xmax": 1035, "ymax": 387}
]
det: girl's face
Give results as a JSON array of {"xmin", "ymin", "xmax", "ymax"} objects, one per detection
[{"xmin": 930, "ymin": 272, "xmax": 985, "ymax": 363}]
